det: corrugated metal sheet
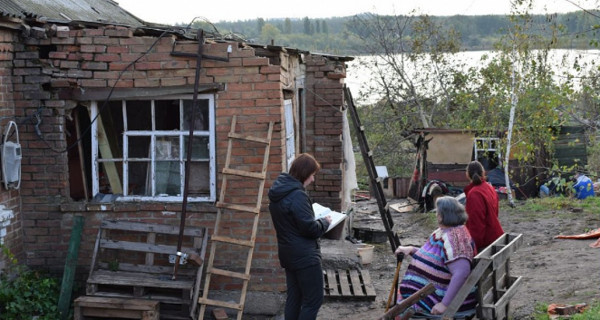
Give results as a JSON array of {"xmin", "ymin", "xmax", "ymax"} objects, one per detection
[
  {"xmin": 1, "ymin": 0, "xmax": 145, "ymax": 26},
  {"xmin": 554, "ymin": 126, "xmax": 587, "ymax": 168},
  {"xmin": 0, "ymin": 0, "xmax": 26, "ymax": 19}
]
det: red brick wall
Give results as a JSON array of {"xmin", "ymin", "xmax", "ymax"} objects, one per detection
[
  {"xmin": 303, "ymin": 55, "xmax": 346, "ymax": 212},
  {"xmin": 0, "ymin": 29, "xmax": 23, "ymax": 269},
  {"xmin": 10, "ymin": 24, "xmax": 346, "ymax": 293}
]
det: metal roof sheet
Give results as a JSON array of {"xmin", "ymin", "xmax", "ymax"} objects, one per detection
[
  {"xmin": 2, "ymin": 0, "xmax": 145, "ymax": 26},
  {"xmin": 0, "ymin": 0, "xmax": 26, "ymax": 19}
]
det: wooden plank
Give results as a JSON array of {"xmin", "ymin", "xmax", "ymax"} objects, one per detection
[
  {"xmin": 227, "ymin": 132, "xmax": 270, "ymax": 144},
  {"xmin": 337, "ymin": 270, "xmax": 352, "ymax": 296},
  {"xmin": 190, "ymin": 230, "xmax": 209, "ymax": 319},
  {"xmin": 477, "ymin": 234, "xmax": 523, "ymax": 270},
  {"xmin": 100, "ymin": 220, "xmax": 206, "ymax": 237},
  {"xmin": 87, "ymin": 270, "xmax": 194, "ymax": 289},
  {"xmin": 325, "ymin": 269, "xmax": 340, "ymax": 297},
  {"xmin": 211, "ymin": 235, "xmax": 253, "ymax": 247},
  {"xmin": 209, "ymin": 267, "xmax": 251, "ymax": 280},
  {"xmin": 348, "ymin": 269, "xmax": 365, "ymax": 296},
  {"xmin": 75, "ymin": 296, "xmax": 160, "ymax": 310},
  {"xmin": 378, "ymin": 283, "xmax": 435, "ymax": 320},
  {"xmin": 94, "ymin": 112, "xmax": 122, "ymax": 194},
  {"xmin": 81, "ymin": 307, "xmax": 142, "ymax": 318},
  {"xmin": 222, "ymin": 167, "xmax": 266, "ymax": 179},
  {"xmin": 74, "ymin": 296, "xmax": 160, "ymax": 320},
  {"xmin": 86, "ymin": 291, "xmax": 187, "ymax": 304},
  {"xmin": 215, "ymin": 201, "xmax": 260, "ymax": 214},
  {"xmin": 359, "ymin": 269, "xmax": 377, "ymax": 297},
  {"xmin": 442, "ymin": 258, "xmax": 492, "ymax": 317},
  {"xmin": 74, "ymin": 109, "xmax": 89, "ymax": 201},
  {"xmin": 197, "ymin": 297, "xmax": 242, "ymax": 311},
  {"xmin": 96, "ymin": 262, "xmax": 197, "ymax": 277},
  {"xmin": 99, "ymin": 239, "xmax": 196, "ymax": 255},
  {"xmin": 480, "ymin": 276, "xmax": 523, "ymax": 320},
  {"xmin": 145, "ymin": 232, "xmax": 156, "ymax": 266},
  {"xmin": 67, "ymin": 84, "xmax": 222, "ymax": 101}
]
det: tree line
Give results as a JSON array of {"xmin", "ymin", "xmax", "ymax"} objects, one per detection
[
  {"xmin": 191, "ymin": 3, "xmax": 600, "ymax": 191},
  {"xmin": 189, "ymin": 10, "xmax": 600, "ymax": 55}
]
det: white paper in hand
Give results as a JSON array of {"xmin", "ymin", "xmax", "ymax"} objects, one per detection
[{"xmin": 312, "ymin": 203, "xmax": 347, "ymax": 232}]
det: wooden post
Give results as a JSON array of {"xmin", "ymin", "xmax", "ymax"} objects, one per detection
[{"xmin": 58, "ymin": 215, "xmax": 85, "ymax": 320}]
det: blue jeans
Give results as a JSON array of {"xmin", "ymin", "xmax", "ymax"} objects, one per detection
[{"xmin": 284, "ymin": 264, "xmax": 324, "ymax": 320}]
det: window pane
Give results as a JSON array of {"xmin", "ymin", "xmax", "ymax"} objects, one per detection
[
  {"xmin": 156, "ymin": 137, "xmax": 180, "ymax": 160},
  {"xmin": 98, "ymin": 101, "xmax": 124, "ymax": 157},
  {"xmin": 98, "ymin": 160, "xmax": 123, "ymax": 194},
  {"xmin": 155, "ymin": 161, "xmax": 181, "ymax": 196},
  {"xmin": 187, "ymin": 162, "xmax": 210, "ymax": 196},
  {"xmin": 128, "ymin": 161, "xmax": 150, "ymax": 196},
  {"xmin": 183, "ymin": 99, "xmax": 209, "ymax": 131},
  {"xmin": 155, "ymin": 100, "xmax": 180, "ymax": 130},
  {"xmin": 183, "ymin": 136, "xmax": 209, "ymax": 160},
  {"xmin": 128, "ymin": 136, "xmax": 150, "ymax": 158},
  {"xmin": 126, "ymin": 100, "xmax": 151, "ymax": 130}
]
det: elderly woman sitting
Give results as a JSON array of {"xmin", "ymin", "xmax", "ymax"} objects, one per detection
[{"xmin": 394, "ymin": 196, "xmax": 477, "ymax": 318}]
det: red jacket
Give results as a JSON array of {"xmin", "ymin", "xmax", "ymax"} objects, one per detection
[{"xmin": 464, "ymin": 181, "xmax": 504, "ymax": 252}]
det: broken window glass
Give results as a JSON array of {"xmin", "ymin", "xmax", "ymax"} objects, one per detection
[{"xmin": 90, "ymin": 95, "xmax": 215, "ymax": 202}]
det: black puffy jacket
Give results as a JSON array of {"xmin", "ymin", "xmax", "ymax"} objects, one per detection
[{"xmin": 268, "ymin": 173, "xmax": 330, "ymax": 270}]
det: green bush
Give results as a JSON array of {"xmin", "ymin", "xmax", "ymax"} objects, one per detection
[{"xmin": 0, "ymin": 246, "xmax": 61, "ymax": 320}]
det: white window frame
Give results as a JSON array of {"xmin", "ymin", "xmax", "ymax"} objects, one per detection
[
  {"xmin": 90, "ymin": 94, "xmax": 216, "ymax": 202},
  {"xmin": 474, "ymin": 137, "xmax": 502, "ymax": 163},
  {"xmin": 284, "ymin": 99, "xmax": 296, "ymax": 170}
]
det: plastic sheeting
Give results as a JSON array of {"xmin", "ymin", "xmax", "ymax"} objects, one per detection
[{"xmin": 342, "ymin": 109, "xmax": 358, "ymax": 212}]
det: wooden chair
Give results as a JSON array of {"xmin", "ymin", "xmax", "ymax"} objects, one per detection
[{"xmin": 379, "ymin": 233, "xmax": 523, "ymax": 320}]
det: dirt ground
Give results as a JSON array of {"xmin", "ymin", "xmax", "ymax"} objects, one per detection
[{"xmin": 314, "ymin": 198, "xmax": 600, "ymax": 320}]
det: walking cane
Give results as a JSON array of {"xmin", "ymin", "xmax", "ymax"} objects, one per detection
[{"xmin": 385, "ymin": 253, "xmax": 404, "ymax": 311}]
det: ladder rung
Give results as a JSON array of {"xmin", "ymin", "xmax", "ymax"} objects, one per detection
[
  {"xmin": 216, "ymin": 202, "xmax": 260, "ymax": 214},
  {"xmin": 211, "ymin": 235, "xmax": 254, "ymax": 247},
  {"xmin": 209, "ymin": 267, "xmax": 251, "ymax": 280},
  {"xmin": 228, "ymin": 132, "xmax": 270, "ymax": 144},
  {"xmin": 222, "ymin": 168, "xmax": 265, "ymax": 179},
  {"xmin": 197, "ymin": 297, "xmax": 242, "ymax": 311}
]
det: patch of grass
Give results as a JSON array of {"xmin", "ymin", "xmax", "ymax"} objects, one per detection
[
  {"xmin": 531, "ymin": 298, "xmax": 600, "ymax": 319},
  {"xmin": 503, "ymin": 196, "xmax": 600, "ymax": 221},
  {"xmin": 571, "ymin": 301, "xmax": 600, "ymax": 319},
  {"xmin": 533, "ymin": 302, "xmax": 550, "ymax": 320}
]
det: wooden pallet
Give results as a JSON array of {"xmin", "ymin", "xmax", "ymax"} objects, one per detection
[
  {"xmin": 86, "ymin": 220, "xmax": 208, "ymax": 320},
  {"xmin": 74, "ymin": 296, "xmax": 159, "ymax": 320},
  {"xmin": 323, "ymin": 269, "xmax": 376, "ymax": 300}
]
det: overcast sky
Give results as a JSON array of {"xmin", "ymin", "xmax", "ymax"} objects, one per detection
[{"xmin": 115, "ymin": 0, "xmax": 592, "ymax": 25}]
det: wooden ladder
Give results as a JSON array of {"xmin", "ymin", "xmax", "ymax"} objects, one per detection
[
  {"xmin": 344, "ymin": 86, "xmax": 400, "ymax": 252},
  {"xmin": 198, "ymin": 115, "xmax": 274, "ymax": 320}
]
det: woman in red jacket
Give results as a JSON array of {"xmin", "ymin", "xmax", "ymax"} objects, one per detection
[{"xmin": 464, "ymin": 161, "xmax": 504, "ymax": 252}]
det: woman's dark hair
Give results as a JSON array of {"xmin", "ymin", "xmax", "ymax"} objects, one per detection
[
  {"xmin": 289, "ymin": 153, "xmax": 321, "ymax": 183},
  {"xmin": 466, "ymin": 160, "xmax": 485, "ymax": 185},
  {"xmin": 436, "ymin": 196, "xmax": 468, "ymax": 226}
]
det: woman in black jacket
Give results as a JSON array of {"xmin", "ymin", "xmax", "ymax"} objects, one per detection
[{"xmin": 268, "ymin": 153, "xmax": 331, "ymax": 320}]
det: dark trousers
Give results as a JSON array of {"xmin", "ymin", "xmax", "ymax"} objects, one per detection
[{"xmin": 284, "ymin": 264, "xmax": 324, "ymax": 320}]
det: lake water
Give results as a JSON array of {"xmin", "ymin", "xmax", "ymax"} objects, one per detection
[{"xmin": 345, "ymin": 49, "xmax": 600, "ymax": 104}]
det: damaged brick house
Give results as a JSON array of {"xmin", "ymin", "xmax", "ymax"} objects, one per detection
[{"xmin": 0, "ymin": 0, "xmax": 353, "ymax": 314}]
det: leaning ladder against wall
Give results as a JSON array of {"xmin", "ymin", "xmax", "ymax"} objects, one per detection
[{"xmin": 197, "ymin": 115, "xmax": 274, "ymax": 320}]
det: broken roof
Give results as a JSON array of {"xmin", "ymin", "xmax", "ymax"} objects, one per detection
[{"xmin": 1, "ymin": 0, "xmax": 144, "ymax": 26}]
